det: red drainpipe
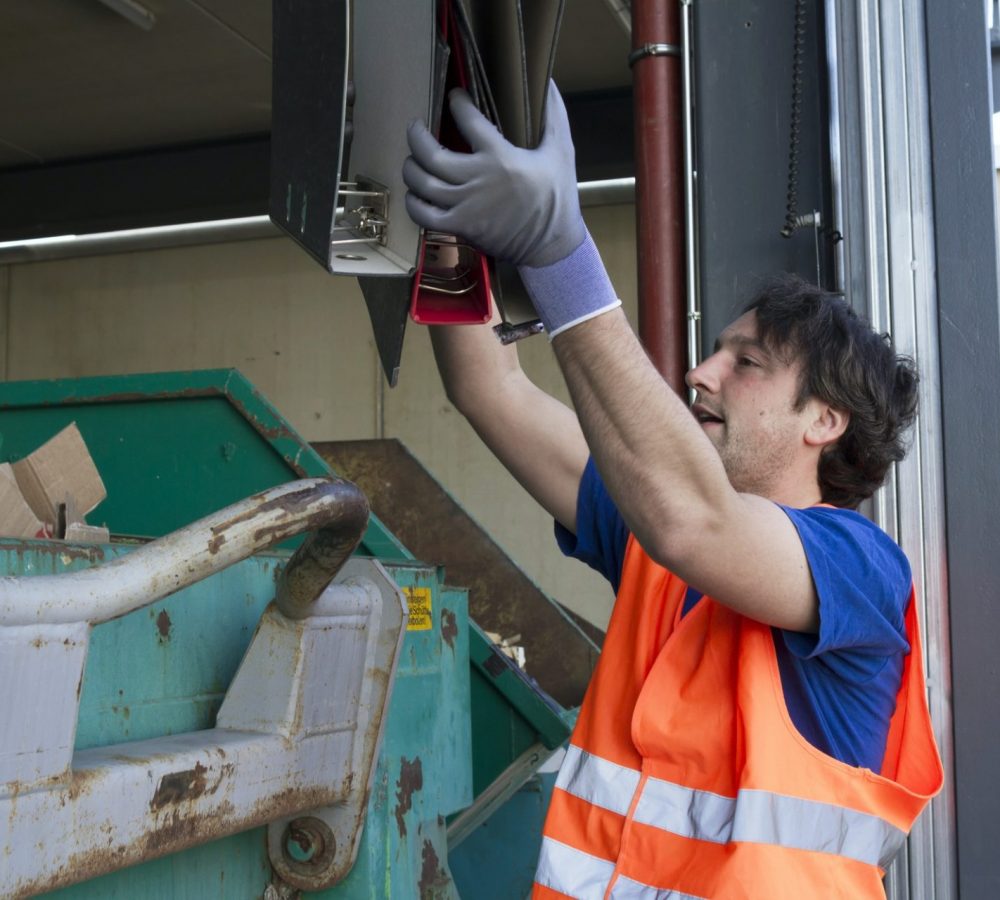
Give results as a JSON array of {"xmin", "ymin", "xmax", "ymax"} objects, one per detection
[{"xmin": 631, "ymin": 0, "xmax": 687, "ymax": 395}]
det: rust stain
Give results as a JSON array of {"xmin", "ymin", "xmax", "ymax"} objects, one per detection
[
  {"xmin": 418, "ymin": 839, "xmax": 451, "ymax": 898},
  {"xmin": 155, "ymin": 610, "xmax": 172, "ymax": 641},
  {"xmin": 209, "ymin": 484, "xmax": 325, "ymax": 533},
  {"xmin": 393, "ymin": 756, "xmax": 423, "ymax": 839},
  {"xmin": 149, "ymin": 762, "xmax": 208, "ymax": 811},
  {"xmin": 136, "ymin": 797, "xmax": 229, "ymax": 858},
  {"xmin": 251, "ymin": 509, "xmax": 335, "ymax": 548},
  {"xmin": 212, "ymin": 480, "xmax": 366, "ymax": 539},
  {"xmin": 207, "ymin": 532, "xmax": 226, "ymax": 554},
  {"xmin": 7, "ymin": 702, "xmax": 378, "ymax": 895},
  {"xmin": 0, "ymin": 539, "xmax": 106, "ymax": 564},
  {"xmin": 35, "ymin": 386, "xmax": 220, "ymax": 408},
  {"xmin": 66, "ymin": 768, "xmax": 102, "ymax": 802},
  {"xmin": 440, "ymin": 608, "xmax": 458, "ymax": 650}
]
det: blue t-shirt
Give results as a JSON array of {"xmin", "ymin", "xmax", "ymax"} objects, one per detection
[{"xmin": 556, "ymin": 459, "xmax": 912, "ymax": 773}]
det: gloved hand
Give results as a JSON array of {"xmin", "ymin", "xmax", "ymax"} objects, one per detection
[{"xmin": 403, "ymin": 80, "xmax": 586, "ymax": 269}]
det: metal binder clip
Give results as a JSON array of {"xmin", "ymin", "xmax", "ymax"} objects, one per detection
[
  {"xmin": 418, "ymin": 233, "xmax": 480, "ymax": 296},
  {"xmin": 330, "ymin": 177, "xmax": 390, "ymax": 247},
  {"xmin": 410, "ymin": 232, "xmax": 492, "ymax": 324}
]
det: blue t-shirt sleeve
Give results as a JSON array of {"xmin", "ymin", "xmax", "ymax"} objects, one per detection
[
  {"xmin": 779, "ymin": 506, "xmax": 912, "ymax": 661},
  {"xmin": 556, "ymin": 478, "xmax": 912, "ymax": 771},
  {"xmin": 774, "ymin": 506, "xmax": 912, "ymax": 771},
  {"xmin": 554, "ymin": 457, "xmax": 630, "ymax": 593}
]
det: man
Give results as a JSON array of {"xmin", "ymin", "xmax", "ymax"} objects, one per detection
[{"xmin": 403, "ymin": 83, "xmax": 942, "ymax": 898}]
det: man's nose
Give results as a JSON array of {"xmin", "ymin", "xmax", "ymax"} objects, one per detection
[{"xmin": 686, "ymin": 353, "xmax": 722, "ymax": 394}]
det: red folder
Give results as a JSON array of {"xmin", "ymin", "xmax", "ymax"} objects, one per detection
[{"xmin": 410, "ymin": 0, "xmax": 492, "ymax": 325}]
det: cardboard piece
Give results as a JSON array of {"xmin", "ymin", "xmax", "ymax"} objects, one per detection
[
  {"xmin": 11, "ymin": 423, "xmax": 106, "ymax": 529},
  {"xmin": 64, "ymin": 522, "xmax": 111, "ymax": 544},
  {"xmin": 0, "ymin": 463, "xmax": 46, "ymax": 539}
]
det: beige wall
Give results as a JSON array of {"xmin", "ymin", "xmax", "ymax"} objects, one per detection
[{"xmin": 0, "ymin": 204, "xmax": 637, "ymax": 629}]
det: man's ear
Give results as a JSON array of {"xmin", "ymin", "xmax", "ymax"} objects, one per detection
[{"xmin": 804, "ymin": 402, "xmax": 849, "ymax": 449}]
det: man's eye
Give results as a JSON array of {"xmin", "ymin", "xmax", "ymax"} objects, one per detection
[{"xmin": 737, "ymin": 356, "xmax": 759, "ymax": 367}]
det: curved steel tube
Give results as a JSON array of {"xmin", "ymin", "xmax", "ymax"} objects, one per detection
[
  {"xmin": 275, "ymin": 488, "xmax": 370, "ymax": 620},
  {"xmin": 0, "ymin": 478, "xmax": 369, "ymax": 627}
]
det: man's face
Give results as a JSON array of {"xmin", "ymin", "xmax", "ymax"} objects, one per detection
[{"xmin": 685, "ymin": 311, "xmax": 812, "ymax": 498}]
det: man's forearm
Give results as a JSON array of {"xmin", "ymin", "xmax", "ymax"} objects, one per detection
[
  {"xmin": 429, "ymin": 318, "xmax": 520, "ymax": 415},
  {"xmin": 429, "ymin": 321, "xmax": 589, "ymax": 532},
  {"xmin": 551, "ymin": 309, "xmax": 738, "ymax": 566}
]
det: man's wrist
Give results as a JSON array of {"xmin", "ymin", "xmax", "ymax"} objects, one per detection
[{"xmin": 518, "ymin": 231, "xmax": 622, "ymax": 340}]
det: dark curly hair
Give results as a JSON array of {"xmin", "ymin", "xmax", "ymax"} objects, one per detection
[{"xmin": 742, "ymin": 274, "xmax": 919, "ymax": 509}]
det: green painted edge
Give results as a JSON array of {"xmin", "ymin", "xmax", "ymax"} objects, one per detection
[
  {"xmin": 468, "ymin": 621, "xmax": 572, "ymax": 750},
  {"xmin": 0, "ymin": 368, "xmax": 411, "ymax": 560},
  {"xmin": 218, "ymin": 370, "xmax": 409, "ymax": 559}
]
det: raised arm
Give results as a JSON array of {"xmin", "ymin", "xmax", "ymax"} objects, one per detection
[
  {"xmin": 547, "ymin": 302, "xmax": 822, "ymax": 633},
  {"xmin": 403, "ymin": 82, "xmax": 832, "ymax": 633},
  {"xmin": 429, "ymin": 315, "xmax": 589, "ymax": 534}
]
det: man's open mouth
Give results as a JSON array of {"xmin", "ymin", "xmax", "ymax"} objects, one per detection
[{"xmin": 692, "ymin": 403, "xmax": 724, "ymax": 425}]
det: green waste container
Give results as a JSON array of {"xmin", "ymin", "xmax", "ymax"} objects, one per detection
[{"xmin": 0, "ymin": 370, "xmax": 595, "ymax": 898}]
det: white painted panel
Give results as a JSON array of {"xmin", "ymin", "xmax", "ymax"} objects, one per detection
[{"xmin": 0, "ymin": 621, "xmax": 89, "ymax": 789}]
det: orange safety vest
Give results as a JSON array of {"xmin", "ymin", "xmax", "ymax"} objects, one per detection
[{"xmin": 534, "ymin": 533, "xmax": 943, "ymax": 899}]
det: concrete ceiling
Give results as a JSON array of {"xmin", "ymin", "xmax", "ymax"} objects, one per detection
[{"xmin": 0, "ymin": 0, "xmax": 632, "ymax": 169}]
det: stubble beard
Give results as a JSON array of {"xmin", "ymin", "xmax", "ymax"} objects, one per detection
[{"xmin": 712, "ymin": 423, "xmax": 799, "ymax": 499}]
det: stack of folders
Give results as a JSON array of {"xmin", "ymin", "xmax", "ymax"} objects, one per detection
[{"xmin": 410, "ymin": 0, "xmax": 565, "ymax": 340}]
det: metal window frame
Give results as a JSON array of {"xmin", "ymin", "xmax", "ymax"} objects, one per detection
[
  {"xmin": 827, "ymin": 1, "xmax": 956, "ymax": 897},
  {"xmin": 923, "ymin": 0, "xmax": 1000, "ymax": 895}
]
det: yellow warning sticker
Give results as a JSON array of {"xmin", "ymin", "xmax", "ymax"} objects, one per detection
[{"xmin": 404, "ymin": 586, "xmax": 432, "ymax": 631}]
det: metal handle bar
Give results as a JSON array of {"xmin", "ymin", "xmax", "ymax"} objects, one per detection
[{"xmin": 0, "ymin": 478, "xmax": 369, "ymax": 627}]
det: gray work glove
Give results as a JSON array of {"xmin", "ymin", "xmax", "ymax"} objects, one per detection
[{"xmin": 403, "ymin": 81, "xmax": 586, "ymax": 269}]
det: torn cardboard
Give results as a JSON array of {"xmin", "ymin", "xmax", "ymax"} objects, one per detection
[
  {"xmin": 0, "ymin": 463, "xmax": 47, "ymax": 539},
  {"xmin": 11, "ymin": 423, "xmax": 106, "ymax": 530}
]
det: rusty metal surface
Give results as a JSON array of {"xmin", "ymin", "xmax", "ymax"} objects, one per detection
[
  {"xmin": 275, "ymin": 485, "xmax": 369, "ymax": 619},
  {"xmin": 314, "ymin": 440, "xmax": 599, "ymax": 709},
  {"xmin": 0, "ymin": 478, "xmax": 368, "ymax": 627},
  {"xmin": 5, "ymin": 732, "xmax": 342, "ymax": 898},
  {"xmin": 0, "ymin": 472, "xmax": 408, "ymax": 899},
  {"xmin": 394, "ymin": 756, "xmax": 424, "ymax": 839},
  {"xmin": 0, "ymin": 548, "xmax": 456, "ymax": 898},
  {"xmin": 1, "ymin": 558, "xmax": 407, "ymax": 897},
  {"xmin": 264, "ymin": 557, "xmax": 409, "ymax": 893}
]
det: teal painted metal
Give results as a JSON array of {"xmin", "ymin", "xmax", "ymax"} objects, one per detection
[
  {"xmin": 328, "ymin": 580, "xmax": 471, "ymax": 899},
  {"xmin": 0, "ymin": 370, "xmax": 572, "ymax": 895},
  {"xmin": 466, "ymin": 622, "xmax": 573, "ymax": 798},
  {"xmin": 0, "ymin": 370, "xmax": 407, "ymax": 560},
  {"xmin": 1, "ymin": 540, "xmax": 471, "ymax": 898},
  {"xmin": 449, "ymin": 771, "xmax": 559, "ymax": 900}
]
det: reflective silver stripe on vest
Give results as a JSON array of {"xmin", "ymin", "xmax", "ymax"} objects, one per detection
[
  {"xmin": 535, "ymin": 837, "xmax": 615, "ymax": 900},
  {"xmin": 611, "ymin": 875, "xmax": 708, "ymax": 900},
  {"xmin": 535, "ymin": 837, "xmax": 707, "ymax": 900},
  {"xmin": 556, "ymin": 744, "xmax": 640, "ymax": 817},
  {"xmin": 557, "ymin": 747, "xmax": 908, "ymax": 868}
]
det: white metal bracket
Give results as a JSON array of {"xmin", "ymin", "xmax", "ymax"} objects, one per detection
[{"xmin": 0, "ymin": 479, "xmax": 407, "ymax": 898}]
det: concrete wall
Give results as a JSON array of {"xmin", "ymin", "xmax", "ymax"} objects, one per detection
[{"xmin": 0, "ymin": 203, "xmax": 637, "ymax": 629}]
